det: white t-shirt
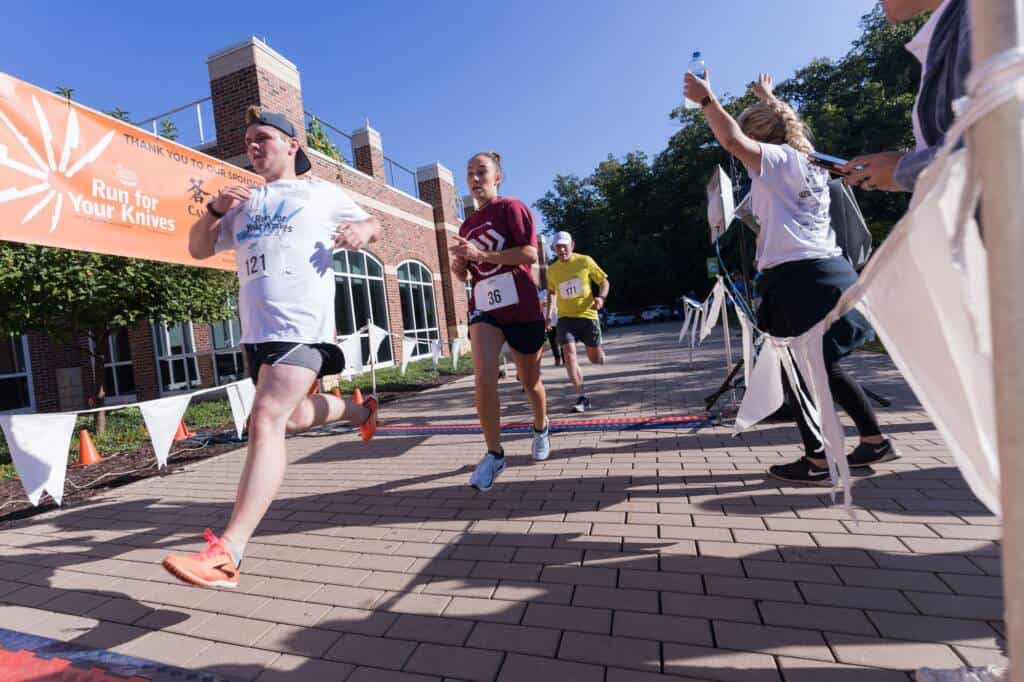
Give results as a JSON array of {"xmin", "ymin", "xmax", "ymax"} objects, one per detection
[
  {"xmin": 751, "ymin": 143, "xmax": 841, "ymax": 271},
  {"xmin": 215, "ymin": 177, "xmax": 371, "ymax": 344}
]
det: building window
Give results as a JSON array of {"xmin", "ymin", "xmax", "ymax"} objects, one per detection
[
  {"xmin": 0, "ymin": 335, "xmax": 33, "ymax": 413},
  {"xmin": 334, "ymin": 249, "xmax": 393, "ymax": 365},
  {"xmin": 101, "ymin": 330, "xmax": 135, "ymax": 400},
  {"xmin": 398, "ymin": 261, "xmax": 440, "ymax": 358},
  {"xmin": 211, "ymin": 318, "xmax": 245, "ymax": 384},
  {"xmin": 152, "ymin": 322, "xmax": 201, "ymax": 393}
]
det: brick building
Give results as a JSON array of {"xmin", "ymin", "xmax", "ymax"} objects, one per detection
[{"xmin": 0, "ymin": 38, "xmax": 472, "ymax": 414}]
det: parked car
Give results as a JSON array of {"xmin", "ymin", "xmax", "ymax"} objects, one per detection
[
  {"xmin": 604, "ymin": 312, "xmax": 636, "ymax": 327},
  {"xmin": 640, "ymin": 305, "xmax": 674, "ymax": 322}
]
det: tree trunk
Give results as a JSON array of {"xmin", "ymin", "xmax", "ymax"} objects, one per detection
[{"xmin": 89, "ymin": 330, "xmax": 110, "ymax": 435}]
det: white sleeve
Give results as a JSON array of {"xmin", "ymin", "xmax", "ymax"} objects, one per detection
[
  {"xmin": 756, "ymin": 143, "xmax": 791, "ymax": 180},
  {"xmin": 328, "ymin": 183, "xmax": 372, "ymax": 225}
]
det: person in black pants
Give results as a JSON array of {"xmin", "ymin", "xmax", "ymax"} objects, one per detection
[{"xmin": 685, "ymin": 71, "xmax": 898, "ymax": 484}]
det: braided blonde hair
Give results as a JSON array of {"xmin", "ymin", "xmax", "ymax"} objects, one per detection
[{"xmin": 737, "ymin": 99, "xmax": 814, "ymax": 153}]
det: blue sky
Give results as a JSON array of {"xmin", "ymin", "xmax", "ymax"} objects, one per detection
[{"xmin": 6, "ymin": 0, "xmax": 878, "ymax": 224}]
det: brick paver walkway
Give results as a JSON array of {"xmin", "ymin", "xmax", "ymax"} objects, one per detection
[{"xmin": 0, "ymin": 322, "xmax": 1005, "ymax": 681}]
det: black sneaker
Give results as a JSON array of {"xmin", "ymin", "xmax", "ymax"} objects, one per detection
[
  {"xmin": 768, "ymin": 457, "xmax": 832, "ymax": 485},
  {"xmin": 847, "ymin": 439, "xmax": 901, "ymax": 468},
  {"xmin": 573, "ymin": 396, "xmax": 591, "ymax": 413}
]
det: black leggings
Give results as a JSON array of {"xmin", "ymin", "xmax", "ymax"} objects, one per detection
[
  {"xmin": 546, "ymin": 328, "xmax": 562, "ymax": 362},
  {"xmin": 783, "ymin": 356, "xmax": 882, "ymax": 457}
]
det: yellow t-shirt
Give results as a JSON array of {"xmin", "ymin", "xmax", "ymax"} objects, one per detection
[{"xmin": 547, "ymin": 253, "xmax": 608, "ymax": 320}]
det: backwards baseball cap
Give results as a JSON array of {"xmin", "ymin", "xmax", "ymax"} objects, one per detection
[
  {"xmin": 553, "ymin": 231, "xmax": 573, "ymax": 246},
  {"xmin": 247, "ymin": 110, "xmax": 312, "ymax": 175}
]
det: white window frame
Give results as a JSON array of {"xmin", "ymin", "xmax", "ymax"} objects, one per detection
[
  {"xmin": 210, "ymin": 317, "xmax": 246, "ymax": 385},
  {"xmin": 0, "ymin": 334, "xmax": 35, "ymax": 414},
  {"xmin": 397, "ymin": 260, "xmax": 441, "ymax": 360},
  {"xmin": 333, "ymin": 249, "xmax": 394, "ymax": 369},
  {"xmin": 88, "ymin": 330, "xmax": 137, "ymax": 404},
  {"xmin": 151, "ymin": 321, "xmax": 202, "ymax": 395}
]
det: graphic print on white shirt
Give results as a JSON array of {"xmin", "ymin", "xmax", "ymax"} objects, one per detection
[
  {"xmin": 215, "ymin": 178, "xmax": 371, "ymax": 344},
  {"xmin": 751, "ymin": 143, "xmax": 841, "ymax": 271}
]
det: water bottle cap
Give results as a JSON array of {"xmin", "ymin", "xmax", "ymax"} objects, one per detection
[{"xmin": 692, "ymin": 51, "xmax": 702, "ymax": 59}]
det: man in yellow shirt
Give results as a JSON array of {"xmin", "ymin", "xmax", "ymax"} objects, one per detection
[{"xmin": 547, "ymin": 231, "xmax": 610, "ymax": 413}]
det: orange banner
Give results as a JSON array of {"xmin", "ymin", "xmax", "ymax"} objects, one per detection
[{"xmin": 0, "ymin": 72, "xmax": 263, "ymax": 270}]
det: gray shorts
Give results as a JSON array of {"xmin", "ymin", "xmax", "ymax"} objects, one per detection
[
  {"xmin": 556, "ymin": 317, "xmax": 602, "ymax": 348},
  {"xmin": 243, "ymin": 342, "xmax": 346, "ymax": 384}
]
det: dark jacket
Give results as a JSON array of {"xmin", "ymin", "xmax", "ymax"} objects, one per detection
[{"xmin": 894, "ymin": 0, "xmax": 972, "ymax": 191}]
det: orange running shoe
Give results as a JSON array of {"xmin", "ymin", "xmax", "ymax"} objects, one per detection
[
  {"xmin": 360, "ymin": 395, "xmax": 378, "ymax": 442},
  {"xmin": 161, "ymin": 528, "xmax": 240, "ymax": 589}
]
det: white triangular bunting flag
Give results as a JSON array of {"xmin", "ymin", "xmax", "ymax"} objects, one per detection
[
  {"xmin": 678, "ymin": 307, "xmax": 694, "ymax": 344},
  {"xmin": 369, "ymin": 325, "xmax": 390, "ymax": 361},
  {"xmin": 451, "ymin": 338, "xmax": 463, "ymax": 370},
  {"xmin": 401, "ymin": 336, "xmax": 417, "ymax": 375},
  {"xmin": 0, "ymin": 413, "xmax": 76, "ymax": 506},
  {"xmin": 226, "ymin": 379, "xmax": 256, "ymax": 439},
  {"xmin": 690, "ymin": 305, "xmax": 702, "ymax": 362},
  {"xmin": 735, "ymin": 306, "xmax": 755, "ymax": 389},
  {"xmin": 431, "ymin": 340, "xmax": 442, "ymax": 368},
  {"xmin": 700, "ymin": 278, "xmax": 725, "ymax": 342},
  {"xmin": 139, "ymin": 394, "xmax": 193, "ymax": 468},
  {"xmin": 340, "ymin": 333, "xmax": 364, "ymax": 374},
  {"xmin": 734, "ymin": 341, "xmax": 784, "ymax": 432},
  {"xmin": 790, "ymin": 324, "xmax": 852, "ymax": 507},
  {"xmin": 721, "ymin": 294, "xmax": 733, "ymax": 369}
]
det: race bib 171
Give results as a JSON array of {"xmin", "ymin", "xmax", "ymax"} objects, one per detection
[{"xmin": 558, "ymin": 276, "xmax": 584, "ymax": 300}]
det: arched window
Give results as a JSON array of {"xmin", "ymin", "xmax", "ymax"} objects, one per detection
[
  {"xmin": 334, "ymin": 250, "xmax": 393, "ymax": 365},
  {"xmin": 397, "ymin": 261, "xmax": 439, "ymax": 358}
]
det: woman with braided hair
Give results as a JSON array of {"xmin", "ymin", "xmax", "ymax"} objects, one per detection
[{"xmin": 684, "ymin": 72, "xmax": 897, "ymax": 484}]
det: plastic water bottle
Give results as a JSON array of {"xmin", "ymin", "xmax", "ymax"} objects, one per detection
[{"xmin": 685, "ymin": 51, "xmax": 707, "ymax": 109}]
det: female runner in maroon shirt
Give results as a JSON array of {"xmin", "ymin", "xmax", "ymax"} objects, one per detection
[{"xmin": 450, "ymin": 152, "xmax": 551, "ymax": 491}]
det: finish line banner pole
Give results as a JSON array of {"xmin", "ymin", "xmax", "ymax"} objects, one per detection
[{"xmin": 0, "ymin": 72, "xmax": 262, "ymax": 269}]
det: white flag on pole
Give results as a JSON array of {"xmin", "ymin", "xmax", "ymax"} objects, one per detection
[
  {"xmin": 0, "ymin": 413, "xmax": 77, "ymax": 506},
  {"xmin": 139, "ymin": 394, "xmax": 193, "ymax": 468}
]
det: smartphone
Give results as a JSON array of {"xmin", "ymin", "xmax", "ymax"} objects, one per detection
[{"xmin": 808, "ymin": 152, "xmax": 850, "ymax": 174}]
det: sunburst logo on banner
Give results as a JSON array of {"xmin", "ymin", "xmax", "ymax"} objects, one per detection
[{"xmin": 0, "ymin": 87, "xmax": 115, "ymax": 233}]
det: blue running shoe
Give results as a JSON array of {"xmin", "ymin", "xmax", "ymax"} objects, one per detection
[
  {"xmin": 532, "ymin": 422, "xmax": 551, "ymax": 461},
  {"xmin": 469, "ymin": 452, "xmax": 506, "ymax": 492}
]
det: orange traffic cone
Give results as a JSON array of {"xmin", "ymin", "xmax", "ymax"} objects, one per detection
[
  {"xmin": 77, "ymin": 430, "xmax": 102, "ymax": 466},
  {"xmin": 173, "ymin": 420, "xmax": 194, "ymax": 442},
  {"xmin": 330, "ymin": 386, "xmax": 342, "ymax": 398},
  {"xmin": 352, "ymin": 387, "xmax": 364, "ymax": 405}
]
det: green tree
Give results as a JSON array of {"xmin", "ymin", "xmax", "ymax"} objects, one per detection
[
  {"xmin": 54, "ymin": 86, "xmax": 74, "ymax": 101},
  {"xmin": 306, "ymin": 116, "xmax": 347, "ymax": 164},
  {"xmin": 159, "ymin": 120, "xmax": 179, "ymax": 141},
  {"xmin": 106, "ymin": 107, "xmax": 131, "ymax": 122},
  {"xmin": 534, "ymin": 6, "xmax": 928, "ymax": 307},
  {"xmin": 0, "ymin": 244, "xmax": 237, "ymax": 432}
]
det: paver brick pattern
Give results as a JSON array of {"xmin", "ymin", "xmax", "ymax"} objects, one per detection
[{"xmin": 0, "ymin": 324, "xmax": 1005, "ymax": 680}]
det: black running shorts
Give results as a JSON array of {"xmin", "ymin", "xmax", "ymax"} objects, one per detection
[
  {"xmin": 469, "ymin": 312, "xmax": 546, "ymax": 355},
  {"xmin": 556, "ymin": 317, "xmax": 602, "ymax": 348},
  {"xmin": 243, "ymin": 342, "xmax": 346, "ymax": 384}
]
